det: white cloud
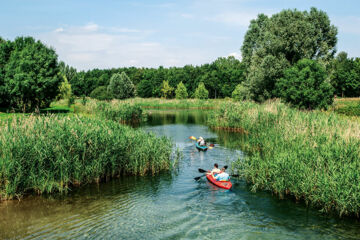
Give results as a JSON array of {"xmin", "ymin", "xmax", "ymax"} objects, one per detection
[
  {"xmin": 82, "ymin": 23, "xmax": 99, "ymax": 32},
  {"xmin": 228, "ymin": 52, "xmax": 242, "ymax": 60},
  {"xmin": 207, "ymin": 12, "xmax": 256, "ymax": 27},
  {"xmin": 37, "ymin": 23, "xmax": 211, "ymax": 70},
  {"xmin": 181, "ymin": 13, "xmax": 193, "ymax": 19}
]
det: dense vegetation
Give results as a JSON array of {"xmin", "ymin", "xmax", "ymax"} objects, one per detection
[
  {"xmin": 208, "ymin": 101, "xmax": 360, "ymax": 217},
  {"xmin": 0, "ymin": 115, "xmax": 173, "ymax": 200},
  {"xmin": 241, "ymin": 8, "xmax": 337, "ymax": 103},
  {"xmin": 0, "ymin": 37, "xmax": 62, "ymax": 111}
]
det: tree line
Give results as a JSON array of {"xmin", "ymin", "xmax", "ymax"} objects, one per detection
[{"xmin": 1, "ymin": 7, "xmax": 360, "ymax": 111}]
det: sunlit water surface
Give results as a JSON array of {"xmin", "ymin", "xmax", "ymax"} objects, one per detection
[{"xmin": 1, "ymin": 110, "xmax": 360, "ymax": 239}]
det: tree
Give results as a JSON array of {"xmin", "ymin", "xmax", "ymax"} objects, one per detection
[
  {"xmin": 330, "ymin": 52, "xmax": 360, "ymax": 97},
  {"xmin": 2, "ymin": 37, "xmax": 62, "ymax": 111},
  {"xmin": 242, "ymin": 8, "xmax": 338, "ymax": 101},
  {"xmin": 57, "ymin": 75, "xmax": 72, "ymax": 100},
  {"xmin": 136, "ymin": 79, "xmax": 153, "ymax": 98},
  {"xmin": 107, "ymin": 72, "xmax": 135, "ymax": 99},
  {"xmin": 160, "ymin": 80, "xmax": 174, "ymax": 98},
  {"xmin": 194, "ymin": 82, "xmax": 209, "ymax": 99},
  {"xmin": 276, "ymin": 59, "xmax": 334, "ymax": 110},
  {"xmin": 175, "ymin": 81, "xmax": 188, "ymax": 99},
  {"xmin": 232, "ymin": 83, "xmax": 251, "ymax": 101}
]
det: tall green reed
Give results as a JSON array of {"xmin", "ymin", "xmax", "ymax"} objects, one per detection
[
  {"xmin": 209, "ymin": 100, "xmax": 360, "ymax": 217},
  {"xmin": 0, "ymin": 115, "xmax": 172, "ymax": 200}
]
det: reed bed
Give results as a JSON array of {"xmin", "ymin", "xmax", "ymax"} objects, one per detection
[
  {"xmin": 73, "ymin": 98, "xmax": 145, "ymax": 123},
  {"xmin": 0, "ymin": 115, "xmax": 173, "ymax": 200},
  {"xmin": 208, "ymin": 100, "xmax": 360, "ymax": 217}
]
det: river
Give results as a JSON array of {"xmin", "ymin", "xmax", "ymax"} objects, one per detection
[{"xmin": 1, "ymin": 109, "xmax": 359, "ymax": 239}]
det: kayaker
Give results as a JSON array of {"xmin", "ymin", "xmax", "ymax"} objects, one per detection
[
  {"xmin": 207, "ymin": 163, "xmax": 221, "ymax": 176},
  {"xmin": 197, "ymin": 137, "xmax": 206, "ymax": 146},
  {"xmin": 214, "ymin": 168, "xmax": 230, "ymax": 181}
]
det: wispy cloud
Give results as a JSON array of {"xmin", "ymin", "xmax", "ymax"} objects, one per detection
[{"xmin": 38, "ymin": 23, "xmax": 212, "ymax": 70}]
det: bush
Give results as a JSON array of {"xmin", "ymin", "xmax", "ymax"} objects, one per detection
[
  {"xmin": 232, "ymin": 83, "xmax": 250, "ymax": 101},
  {"xmin": 175, "ymin": 81, "xmax": 188, "ymax": 99},
  {"xmin": 90, "ymin": 86, "xmax": 112, "ymax": 100},
  {"xmin": 194, "ymin": 82, "xmax": 209, "ymax": 99},
  {"xmin": 107, "ymin": 72, "xmax": 135, "ymax": 99},
  {"xmin": 276, "ymin": 59, "xmax": 334, "ymax": 110}
]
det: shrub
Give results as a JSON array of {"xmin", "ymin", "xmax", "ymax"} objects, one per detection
[
  {"xmin": 276, "ymin": 59, "xmax": 334, "ymax": 110},
  {"xmin": 90, "ymin": 86, "xmax": 112, "ymax": 100},
  {"xmin": 194, "ymin": 82, "xmax": 209, "ymax": 99},
  {"xmin": 175, "ymin": 81, "xmax": 188, "ymax": 99},
  {"xmin": 232, "ymin": 83, "xmax": 250, "ymax": 101}
]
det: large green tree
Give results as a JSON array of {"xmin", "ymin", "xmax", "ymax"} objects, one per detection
[
  {"xmin": 241, "ymin": 8, "xmax": 338, "ymax": 101},
  {"xmin": 1, "ymin": 37, "xmax": 62, "ymax": 111},
  {"xmin": 107, "ymin": 72, "xmax": 135, "ymax": 99},
  {"xmin": 276, "ymin": 59, "xmax": 334, "ymax": 110}
]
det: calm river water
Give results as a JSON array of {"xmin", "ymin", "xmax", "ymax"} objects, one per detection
[{"xmin": 1, "ymin": 110, "xmax": 360, "ymax": 239}]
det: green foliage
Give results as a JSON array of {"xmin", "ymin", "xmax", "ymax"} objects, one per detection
[
  {"xmin": 175, "ymin": 81, "xmax": 188, "ymax": 99},
  {"xmin": 276, "ymin": 59, "xmax": 334, "ymax": 110},
  {"xmin": 242, "ymin": 8, "xmax": 338, "ymax": 101},
  {"xmin": 136, "ymin": 79, "xmax": 153, "ymax": 98},
  {"xmin": 232, "ymin": 83, "xmax": 251, "ymax": 101},
  {"xmin": 57, "ymin": 75, "xmax": 72, "ymax": 100},
  {"xmin": 107, "ymin": 72, "xmax": 135, "ymax": 99},
  {"xmin": 96, "ymin": 102, "xmax": 144, "ymax": 123},
  {"xmin": 330, "ymin": 52, "xmax": 360, "ymax": 97},
  {"xmin": 0, "ymin": 115, "xmax": 172, "ymax": 199},
  {"xmin": 161, "ymin": 80, "xmax": 174, "ymax": 99},
  {"xmin": 90, "ymin": 86, "xmax": 112, "ymax": 100},
  {"xmin": 208, "ymin": 100, "xmax": 360, "ymax": 217},
  {"xmin": 0, "ymin": 37, "xmax": 62, "ymax": 111},
  {"xmin": 194, "ymin": 82, "xmax": 209, "ymax": 99}
]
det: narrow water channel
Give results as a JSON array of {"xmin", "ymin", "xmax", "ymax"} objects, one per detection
[{"xmin": 1, "ymin": 110, "xmax": 360, "ymax": 239}]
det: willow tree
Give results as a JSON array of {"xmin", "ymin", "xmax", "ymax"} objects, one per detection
[{"xmin": 241, "ymin": 7, "xmax": 338, "ymax": 101}]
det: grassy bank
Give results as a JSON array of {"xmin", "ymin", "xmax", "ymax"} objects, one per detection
[
  {"xmin": 121, "ymin": 98, "xmax": 226, "ymax": 109},
  {"xmin": 332, "ymin": 98, "xmax": 360, "ymax": 117},
  {"xmin": 0, "ymin": 115, "xmax": 173, "ymax": 200},
  {"xmin": 208, "ymin": 100, "xmax": 360, "ymax": 217}
]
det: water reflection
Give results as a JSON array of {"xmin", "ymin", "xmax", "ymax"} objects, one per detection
[{"xmin": 1, "ymin": 109, "xmax": 360, "ymax": 239}]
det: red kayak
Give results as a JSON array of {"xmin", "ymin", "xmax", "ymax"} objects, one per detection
[{"xmin": 206, "ymin": 174, "xmax": 232, "ymax": 190}]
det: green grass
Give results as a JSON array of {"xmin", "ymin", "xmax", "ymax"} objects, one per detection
[
  {"xmin": 123, "ymin": 97, "xmax": 226, "ymax": 109},
  {"xmin": 208, "ymin": 100, "xmax": 360, "ymax": 217},
  {"xmin": 331, "ymin": 98, "xmax": 360, "ymax": 117},
  {"xmin": 0, "ymin": 115, "xmax": 173, "ymax": 200}
]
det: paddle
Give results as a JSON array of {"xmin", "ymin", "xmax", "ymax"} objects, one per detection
[
  {"xmin": 194, "ymin": 168, "xmax": 208, "ymax": 181},
  {"xmin": 194, "ymin": 166, "xmax": 228, "ymax": 180}
]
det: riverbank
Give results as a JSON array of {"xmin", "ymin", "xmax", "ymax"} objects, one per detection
[
  {"xmin": 208, "ymin": 100, "xmax": 360, "ymax": 217},
  {"xmin": 0, "ymin": 115, "xmax": 173, "ymax": 200}
]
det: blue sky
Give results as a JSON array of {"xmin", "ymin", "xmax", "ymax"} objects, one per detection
[{"xmin": 1, "ymin": 0, "xmax": 359, "ymax": 70}]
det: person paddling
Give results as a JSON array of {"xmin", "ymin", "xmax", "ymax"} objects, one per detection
[
  {"xmin": 207, "ymin": 163, "xmax": 221, "ymax": 177},
  {"xmin": 214, "ymin": 167, "xmax": 230, "ymax": 181},
  {"xmin": 197, "ymin": 136, "xmax": 206, "ymax": 146}
]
